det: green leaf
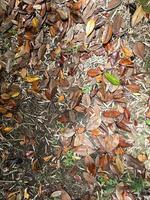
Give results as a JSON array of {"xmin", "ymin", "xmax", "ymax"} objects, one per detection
[
  {"xmin": 145, "ymin": 119, "xmax": 150, "ymax": 126},
  {"xmin": 104, "ymin": 72, "xmax": 120, "ymax": 85}
]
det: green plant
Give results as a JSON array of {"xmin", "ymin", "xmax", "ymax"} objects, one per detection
[{"xmin": 63, "ymin": 150, "xmax": 75, "ymax": 167}]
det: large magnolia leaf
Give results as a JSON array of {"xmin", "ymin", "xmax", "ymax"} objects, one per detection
[{"xmin": 131, "ymin": 5, "xmax": 145, "ymax": 27}]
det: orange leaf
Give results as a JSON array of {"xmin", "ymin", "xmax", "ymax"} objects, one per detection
[
  {"xmin": 103, "ymin": 110, "xmax": 121, "ymax": 118},
  {"xmin": 91, "ymin": 129, "xmax": 101, "ymax": 136},
  {"xmin": 0, "ymin": 106, "xmax": 7, "ymax": 114},
  {"xmin": 58, "ymin": 95, "xmax": 65, "ymax": 102},
  {"xmin": 103, "ymin": 134, "xmax": 119, "ymax": 152},
  {"xmin": 121, "ymin": 46, "xmax": 133, "ymax": 58},
  {"xmin": 87, "ymin": 68, "xmax": 100, "ymax": 77},
  {"xmin": 2, "ymin": 126, "xmax": 13, "ymax": 133},
  {"xmin": 102, "ymin": 23, "xmax": 113, "ymax": 44},
  {"xmin": 119, "ymin": 58, "xmax": 133, "ymax": 66}
]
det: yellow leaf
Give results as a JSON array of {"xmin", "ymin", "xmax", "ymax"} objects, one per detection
[
  {"xmin": 3, "ymin": 126, "xmax": 13, "ymax": 133},
  {"xmin": 25, "ymin": 75, "xmax": 40, "ymax": 83},
  {"xmin": 10, "ymin": 91, "xmax": 20, "ymax": 98},
  {"xmin": 86, "ymin": 17, "xmax": 96, "ymax": 37},
  {"xmin": 4, "ymin": 112, "xmax": 13, "ymax": 118},
  {"xmin": 121, "ymin": 45, "xmax": 133, "ymax": 57},
  {"xmin": 116, "ymin": 156, "xmax": 124, "ymax": 173},
  {"xmin": 58, "ymin": 95, "xmax": 65, "ymax": 102},
  {"xmin": 24, "ymin": 188, "xmax": 30, "ymax": 199},
  {"xmin": 32, "ymin": 17, "xmax": 39, "ymax": 29},
  {"xmin": 131, "ymin": 5, "xmax": 145, "ymax": 27}
]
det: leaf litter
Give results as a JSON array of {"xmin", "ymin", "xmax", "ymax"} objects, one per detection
[{"xmin": 0, "ymin": 0, "xmax": 150, "ymax": 199}]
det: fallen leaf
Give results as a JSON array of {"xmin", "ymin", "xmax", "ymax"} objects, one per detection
[
  {"xmin": 119, "ymin": 57, "xmax": 134, "ymax": 66},
  {"xmin": 102, "ymin": 23, "xmax": 113, "ymax": 44},
  {"xmin": 24, "ymin": 188, "xmax": 30, "ymax": 199},
  {"xmin": 121, "ymin": 45, "xmax": 133, "ymax": 58},
  {"xmin": 112, "ymin": 14, "xmax": 122, "ymax": 34},
  {"xmin": 107, "ymin": 0, "xmax": 121, "ymax": 11},
  {"xmin": 91, "ymin": 129, "xmax": 101, "ymax": 136},
  {"xmin": 137, "ymin": 154, "xmax": 147, "ymax": 162},
  {"xmin": 20, "ymin": 68, "xmax": 27, "ymax": 78},
  {"xmin": 97, "ymin": 154, "xmax": 108, "ymax": 170},
  {"xmin": 87, "ymin": 68, "xmax": 100, "ymax": 77},
  {"xmin": 2, "ymin": 126, "xmax": 13, "ymax": 133},
  {"xmin": 83, "ymin": 172, "xmax": 96, "ymax": 184},
  {"xmin": 57, "ymin": 8, "xmax": 69, "ymax": 21},
  {"xmin": 81, "ymin": 93, "xmax": 91, "ymax": 108},
  {"xmin": 86, "ymin": 17, "xmax": 96, "ymax": 37},
  {"xmin": 84, "ymin": 155, "xmax": 96, "ymax": 176},
  {"xmin": 0, "ymin": 106, "xmax": 7, "ymax": 114},
  {"xmin": 1, "ymin": 93, "xmax": 10, "ymax": 100},
  {"xmin": 103, "ymin": 134, "xmax": 120, "ymax": 152},
  {"xmin": 43, "ymin": 155, "xmax": 52, "ymax": 162},
  {"xmin": 61, "ymin": 190, "xmax": 71, "ymax": 200},
  {"xmin": 103, "ymin": 110, "xmax": 121, "ymax": 118},
  {"xmin": 51, "ymin": 191, "xmax": 62, "ymax": 198},
  {"xmin": 86, "ymin": 115, "xmax": 101, "ymax": 131},
  {"xmin": 126, "ymin": 84, "xmax": 140, "ymax": 93},
  {"xmin": 32, "ymin": 17, "xmax": 39, "ymax": 29},
  {"xmin": 133, "ymin": 41, "xmax": 145, "ymax": 59},
  {"xmin": 116, "ymin": 156, "xmax": 124, "ymax": 173},
  {"xmin": 58, "ymin": 95, "xmax": 65, "ymax": 102},
  {"xmin": 25, "ymin": 75, "xmax": 40, "ymax": 83},
  {"xmin": 104, "ymin": 72, "xmax": 120, "ymax": 85},
  {"xmin": 131, "ymin": 5, "xmax": 145, "ymax": 27}
]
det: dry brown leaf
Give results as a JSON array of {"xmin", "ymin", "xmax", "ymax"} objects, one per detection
[
  {"xmin": 87, "ymin": 68, "xmax": 100, "ymax": 77},
  {"xmin": 116, "ymin": 156, "xmax": 124, "ymax": 173},
  {"xmin": 86, "ymin": 17, "xmax": 96, "ymax": 37},
  {"xmin": 61, "ymin": 190, "xmax": 71, "ymax": 200},
  {"xmin": 0, "ymin": 106, "xmax": 7, "ymax": 114},
  {"xmin": 83, "ymin": 172, "xmax": 96, "ymax": 184},
  {"xmin": 112, "ymin": 14, "xmax": 122, "ymax": 34},
  {"xmin": 133, "ymin": 41, "xmax": 145, "ymax": 59},
  {"xmin": 107, "ymin": 0, "xmax": 121, "ymax": 10},
  {"xmin": 103, "ymin": 110, "xmax": 121, "ymax": 118},
  {"xmin": 121, "ymin": 45, "xmax": 133, "ymax": 57},
  {"xmin": 103, "ymin": 134, "xmax": 119, "ymax": 152},
  {"xmin": 20, "ymin": 68, "xmax": 27, "ymax": 78},
  {"xmin": 81, "ymin": 93, "xmax": 91, "ymax": 108},
  {"xmin": 131, "ymin": 5, "xmax": 145, "ymax": 27},
  {"xmin": 84, "ymin": 155, "xmax": 96, "ymax": 176},
  {"xmin": 102, "ymin": 23, "xmax": 113, "ymax": 44},
  {"xmin": 86, "ymin": 115, "xmax": 101, "ymax": 131},
  {"xmin": 119, "ymin": 57, "xmax": 133, "ymax": 66},
  {"xmin": 126, "ymin": 84, "xmax": 140, "ymax": 93},
  {"xmin": 38, "ymin": 44, "xmax": 46, "ymax": 60}
]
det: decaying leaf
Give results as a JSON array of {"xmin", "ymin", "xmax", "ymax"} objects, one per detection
[
  {"xmin": 86, "ymin": 115, "xmax": 101, "ymax": 131},
  {"xmin": 61, "ymin": 190, "xmax": 71, "ymax": 200},
  {"xmin": 103, "ymin": 134, "xmax": 120, "ymax": 152},
  {"xmin": 131, "ymin": 5, "xmax": 145, "ymax": 27},
  {"xmin": 133, "ymin": 41, "xmax": 145, "ymax": 59},
  {"xmin": 86, "ymin": 17, "xmax": 96, "ymax": 37},
  {"xmin": 112, "ymin": 14, "xmax": 122, "ymax": 34},
  {"xmin": 87, "ymin": 68, "xmax": 100, "ymax": 77},
  {"xmin": 102, "ymin": 23, "xmax": 113, "ymax": 44}
]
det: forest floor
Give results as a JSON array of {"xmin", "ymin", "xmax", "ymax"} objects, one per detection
[{"xmin": 0, "ymin": 0, "xmax": 150, "ymax": 199}]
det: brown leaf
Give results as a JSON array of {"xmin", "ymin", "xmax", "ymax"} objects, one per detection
[
  {"xmin": 133, "ymin": 41, "xmax": 145, "ymax": 59},
  {"xmin": 97, "ymin": 154, "xmax": 109, "ymax": 170},
  {"xmin": 107, "ymin": 0, "xmax": 121, "ymax": 11},
  {"xmin": 57, "ymin": 8, "xmax": 69, "ymax": 21},
  {"xmin": 38, "ymin": 44, "xmax": 46, "ymax": 60},
  {"xmin": 103, "ymin": 134, "xmax": 120, "ymax": 152},
  {"xmin": 84, "ymin": 155, "xmax": 96, "ymax": 176},
  {"xmin": 131, "ymin": 5, "xmax": 145, "ymax": 27},
  {"xmin": 86, "ymin": 115, "xmax": 101, "ymax": 131},
  {"xmin": 87, "ymin": 68, "xmax": 100, "ymax": 77},
  {"xmin": 119, "ymin": 58, "xmax": 133, "ymax": 66},
  {"xmin": 123, "ymin": 154, "xmax": 144, "ymax": 171},
  {"xmin": 102, "ymin": 23, "xmax": 113, "ymax": 44},
  {"xmin": 126, "ymin": 84, "xmax": 140, "ymax": 93},
  {"xmin": 83, "ymin": 172, "xmax": 96, "ymax": 184},
  {"xmin": 116, "ymin": 156, "xmax": 124, "ymax": 173},
  {"xmin": 103, "ymin": 110, "xmax": 121, "ymax": 118},
  {"xmin": 112, "ymin": 14, "xmax": 122, "ymax": 34},
  {"xmin": 121, "ymin": 45, "xmax": 133, "ymax": 58},
  {"xmin": 82, "ymin": 93, "xmax": 91, "ymax": 108},
  {"xmin": 61, "ymin": 190, "xmax": 71, "ymax": 200}
]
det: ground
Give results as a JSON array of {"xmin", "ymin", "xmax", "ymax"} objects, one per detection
[{"xmin": 0, "ymin": 0, "xmax": 150, "ymax": 200}]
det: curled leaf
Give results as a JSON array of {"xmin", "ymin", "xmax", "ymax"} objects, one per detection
[{"xmin": 104, "ymin": 72, "xmax": 120, "ymax": 85}]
